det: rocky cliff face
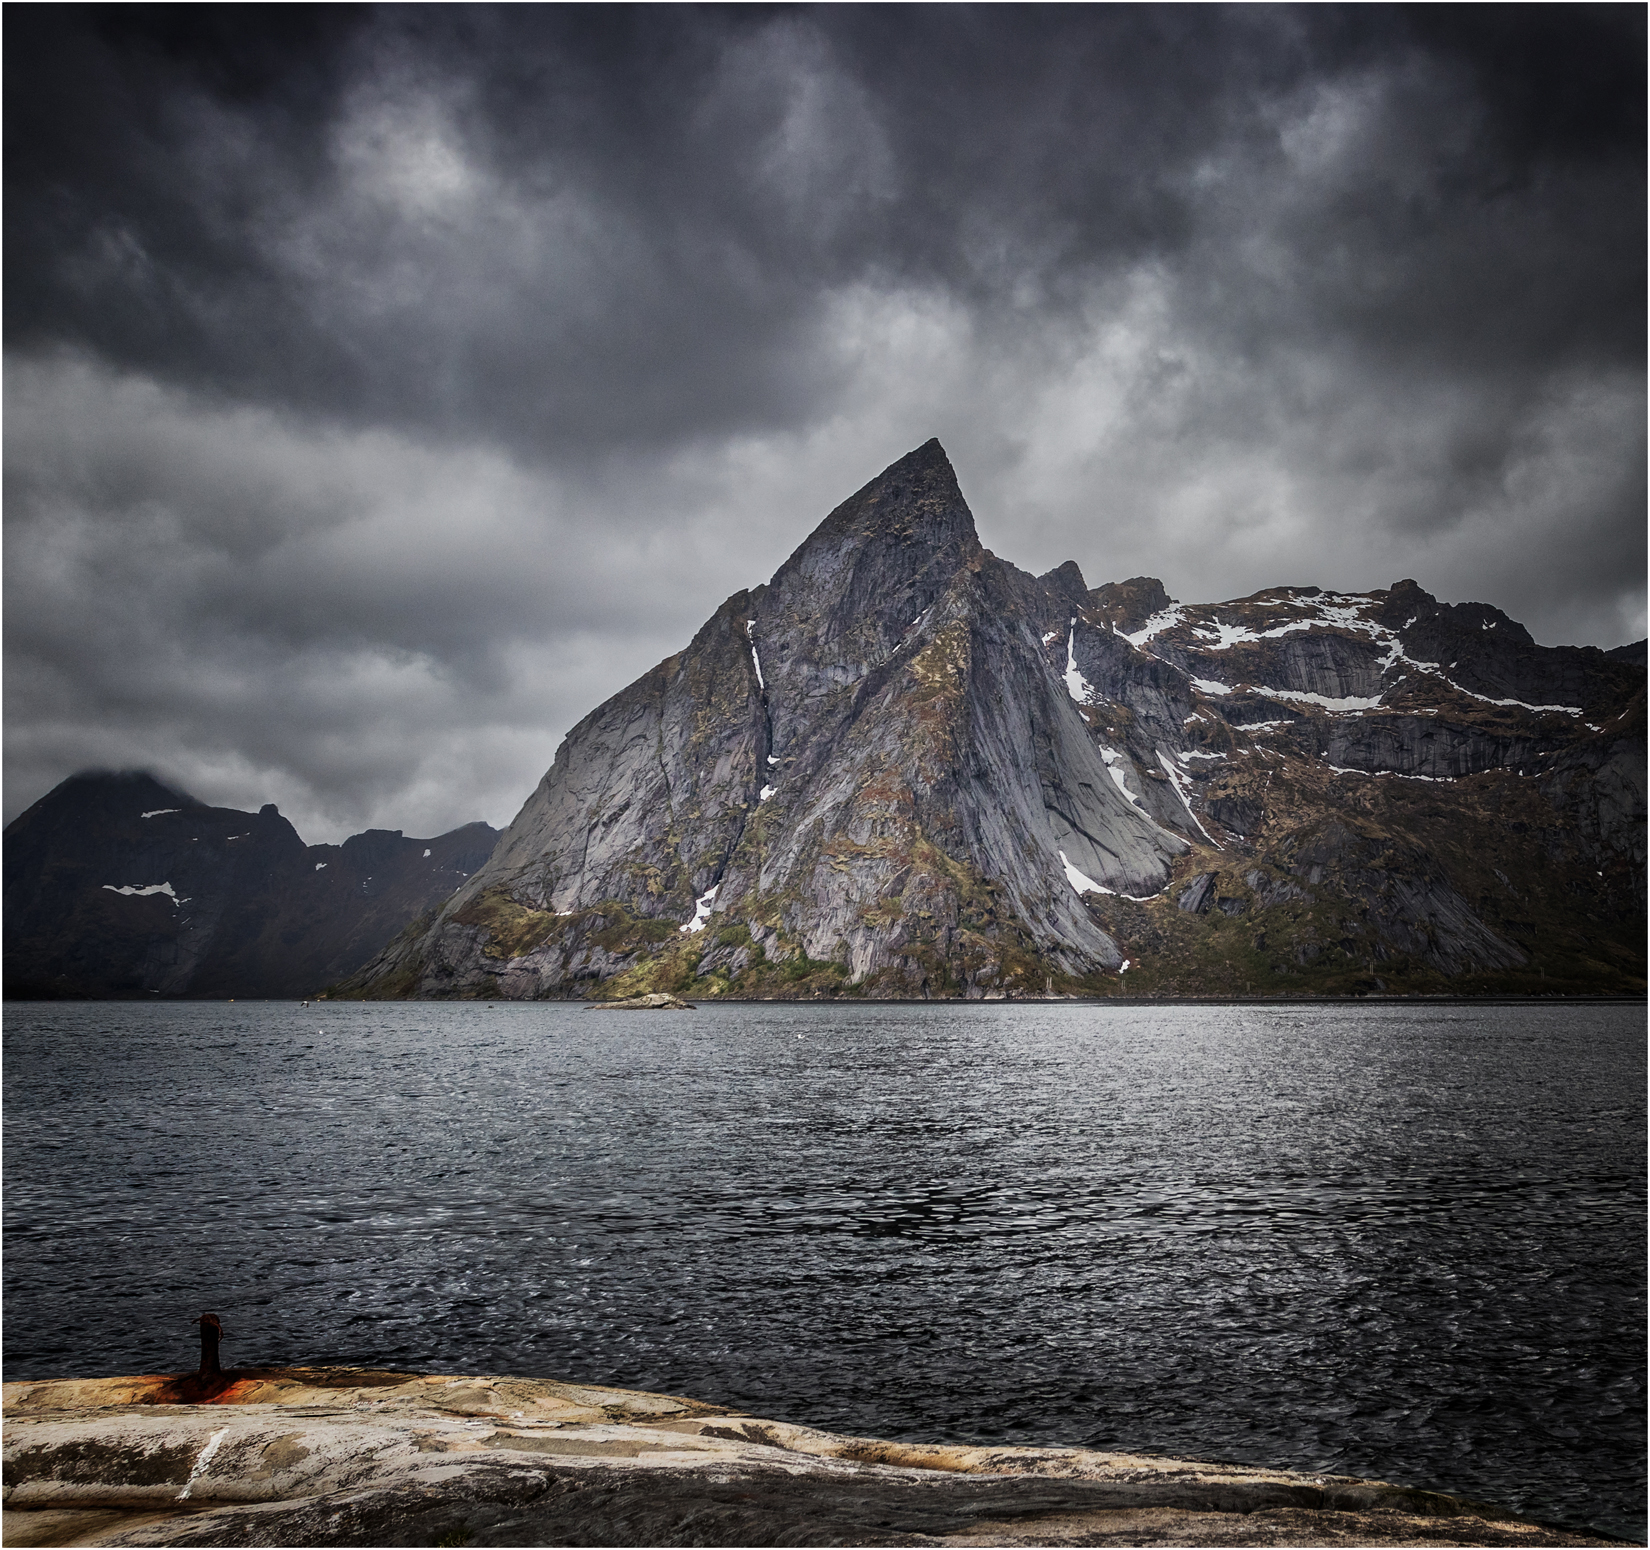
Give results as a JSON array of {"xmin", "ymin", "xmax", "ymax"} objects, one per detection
[
  {"xmin": 342, "ymin": 442, "xmax": 1645, "ymax": 1001},
  {"xmin": 3, "ymin": 771, "xmax": 497, "ymax": 998}
]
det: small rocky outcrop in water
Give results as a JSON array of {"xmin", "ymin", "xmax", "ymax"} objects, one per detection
[
  {"xmin": 336, "ymin": 440, "xmax": 1643, "ymax": 1002},
  {"xmin": 586, "ymin": 992, "xmax": 695, "ymax": 1010},
  {"xmin": 0, "ymin": 1368, "xmax": 1618, "ymax": 1547}
]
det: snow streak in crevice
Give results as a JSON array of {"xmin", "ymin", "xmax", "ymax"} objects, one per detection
[
  {"xmin": 1064, "ymin": 618, "xmax": 1097, "ymax": 705},
  {"xmin": 1096, "ymin": 745, "xmax": 1147, "ymax": 812},
  {"xmin": 1324, "ymin": 761, "xmax": 1452, "ymax": 783},
  {"xmin": 1156, "ymin": 750, "xmax": 1222, "ymax": 848}
]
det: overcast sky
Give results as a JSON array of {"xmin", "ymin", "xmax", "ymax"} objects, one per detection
[{"xmin": 6, "ymin": 4, "xmax": 1644, "ymax": 843}]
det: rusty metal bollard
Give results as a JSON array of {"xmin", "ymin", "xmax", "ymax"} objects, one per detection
[{"xmin": 195, "ymin": 1312, "xmax": 224, "ymax": 1375}]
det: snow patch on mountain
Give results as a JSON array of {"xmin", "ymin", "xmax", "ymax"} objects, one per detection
[
  {"xmin": 103, "ymin": 882, "xmax": 182, "ymax": 903},
  {"xmin": 681, "ymin": 884, "xmax": 719, "ymax": 934},
  {"xmin": 1058, "ymin": 850, "xmax": 1106, "ymax": 896},
  {"xmin": 1120, "ymin": 605, "xmax": 1185, "ymax": 647},
  {"xmin": 1057, "ymin": 850, "xmax": 1162, "ymax": 903},
  {"xmin": 1257, "ymin": 687, "xmax": 1382, "ymax": 712}
]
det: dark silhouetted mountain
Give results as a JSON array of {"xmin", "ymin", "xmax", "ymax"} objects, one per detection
[
  {"xmin": 3, "ymin": 771, "xmax": 496, "ymax": 998},
  {"xmin": 339, "ymin": 442, "xmax": 1644, "ymax": 1001}
]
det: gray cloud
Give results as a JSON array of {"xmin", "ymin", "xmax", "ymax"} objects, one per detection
[{"xmin": 5, "ymin": 5, "xmax": 1643, "ymax": 840}]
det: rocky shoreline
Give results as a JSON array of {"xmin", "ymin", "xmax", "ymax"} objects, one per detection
[{"xmin": 1, "ymin": 1368, "xmax": 1624, "ymax": 1548}]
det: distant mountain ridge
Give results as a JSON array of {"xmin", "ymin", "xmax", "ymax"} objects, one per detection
[
  {"xmin": 335, "ymin": 441, "xmax": 1644, "ymax": 1002},
  {"xmin": 3, "ymin": 771, "xmax": 497, "ymax": 998}
]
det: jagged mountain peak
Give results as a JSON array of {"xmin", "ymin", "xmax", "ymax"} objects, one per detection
[
  {"xmin": 344, "ymin": 444, "xmax": 1193, "ymax": 998},
  {"xmin": 749, "ymin": 442, "xmax": 989, "ymax": 774},
  {"xmin": 336, "ymin": 446, "xmax": 1643, "ymax": 1003},
  {"xmin": 834, "ymin": 435, "xmax": 960, "ymax": 522},
  {"xmin": 769, "ymin": 439, "xmax": 980, "ymax": 583},
  {"xmin": 1088, "ymin": 576, "xmax": 1172, "ymax": 634},
  {"xmin": 21, "ymin": 768, "xmax": 206, "ymax": 819},
  {"xmin": 1038, "ymin": 561, "xmax": 1090, "ymax": 609},
  {"xmin": 4, "ymin": 774, "xmax": 500, "ymax": 998}
]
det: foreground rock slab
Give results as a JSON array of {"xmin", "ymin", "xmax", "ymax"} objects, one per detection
[{"xmin": 0, "ymin": 1368, "xmax": 1618, "ymax": 1548}]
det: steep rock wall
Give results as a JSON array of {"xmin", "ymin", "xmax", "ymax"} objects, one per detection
[{"xmin": 332, "ymin": 446, "xmax": 1646, "ymax": 1002}]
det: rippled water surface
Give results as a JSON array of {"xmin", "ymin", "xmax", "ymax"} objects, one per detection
[{"xmin": 5, "ymin": 1000, "xmax": 1643, "ymax": 1538}]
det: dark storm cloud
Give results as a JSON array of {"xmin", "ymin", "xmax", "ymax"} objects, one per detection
[
  {"xmin": 5, "ymin": 4, "xmax": 1643, "ymax": 840},
  {"xmin": 11, "ymin": 6, "xmax": 1640, "ymax": 453}
]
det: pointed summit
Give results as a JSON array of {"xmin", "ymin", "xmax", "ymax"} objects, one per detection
[
  {"xmin": 752, "ymin": 443, "xmax": 983, "ymax": 772},
  {"xmin": 775, "ymin": 439, "xmax": 980, "ymax": 576},
  {"xmin": 835, "ymin": 436, "xmax": 959, "ymax": 508},
  {"xmin": 341, "ymin": 441, "xmax": 1188, "ymax": 1000}
]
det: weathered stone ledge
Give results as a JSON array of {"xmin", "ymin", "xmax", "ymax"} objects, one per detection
[{"xmin": 0, "ymin": 1368, "xmax": 1621, "ymax": 1547}]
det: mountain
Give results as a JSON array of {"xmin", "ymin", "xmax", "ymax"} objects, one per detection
[
  {"xmin": 341, "ymin": 441, "xmax": 1645, "ymax": 1001},
  {"xmin": 3, "ymin": 771, "xmax": 497, "ymax": 998}
]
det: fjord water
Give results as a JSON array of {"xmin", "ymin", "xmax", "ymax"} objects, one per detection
[{"xmin": 4, "ymin": 1002, "xmax": 1642, "ymax": 1539}]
